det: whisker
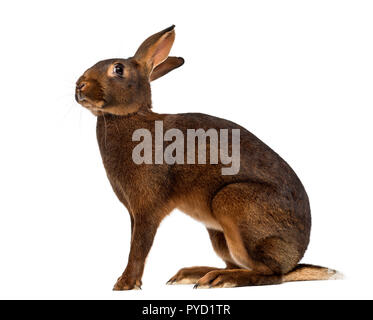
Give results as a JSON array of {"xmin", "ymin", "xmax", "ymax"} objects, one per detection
[
  {"xmin": 102, "ymin": 112, "xmax": 108, "ymax": 149},
  {"xmin": 79, "ymin": 107, "xmax": 82, "ymax": 130},
  {"xmin": 62, "ymin": 103, "xmax": 75, "ymax": 120},
  {"xmin": 114, "ymin": 118, "xmax": 120, "ymax": 134}
]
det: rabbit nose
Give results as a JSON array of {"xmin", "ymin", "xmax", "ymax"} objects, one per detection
[
  {"xmin": 76, "ymin": 82, "xmax": 87, "ymax": 90},
  {"xmin": 76, "ymin": 81, "xmax": 87, "ymax": 102}
]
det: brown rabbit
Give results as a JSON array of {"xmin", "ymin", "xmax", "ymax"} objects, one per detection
[{"xmin": 75, "ymin": 26, "xmax": 340, "ymax": 290}]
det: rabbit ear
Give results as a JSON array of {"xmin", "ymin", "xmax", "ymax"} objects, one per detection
[
  {"xmin": 134, "ymin": 25, "xmax": 176, "ymax": 74},
  {"xmin": 150, "ymin": 56, "xmax": 184, "ymax": 81}
]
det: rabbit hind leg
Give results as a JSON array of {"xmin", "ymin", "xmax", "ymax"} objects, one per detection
[{"xmin": 193, "ymin": 183, "xmax": 301, "ymax": 288}]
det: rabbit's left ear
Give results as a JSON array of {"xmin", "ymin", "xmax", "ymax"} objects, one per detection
[
  {"xmin": 134, "ymin": 25, "xmax": 176, "ymax": 74},
  {"xmin": 150, "ymin": 56, "xmax": 184, "ymax": 81}
]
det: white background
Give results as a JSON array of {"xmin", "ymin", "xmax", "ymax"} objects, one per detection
[{"xmin": 0, "ymin": 0, "xmax": 372, "ymax": 300}]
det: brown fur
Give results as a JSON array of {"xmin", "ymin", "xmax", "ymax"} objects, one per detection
[{"xmin": 75, "ymin": 26, "xmax": 339, "ymax": 290}]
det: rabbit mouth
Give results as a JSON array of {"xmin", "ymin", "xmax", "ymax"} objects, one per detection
[
  {"xmin": 75, "ymin": 92, "xmax": 106, "ymax": 112},
  {"xmin": 75, "ymin": 84, "xmax": 106, "ymax": 109}
]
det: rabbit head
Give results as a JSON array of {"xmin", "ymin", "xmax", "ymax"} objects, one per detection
[{"xmin": 75, "ymin": 25, "xmax": 184, "ymax": 116}]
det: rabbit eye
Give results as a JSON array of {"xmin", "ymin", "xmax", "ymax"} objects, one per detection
[{"xmin": 113, "ymin": 63, "xmax": 124, "ymax": 76}]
